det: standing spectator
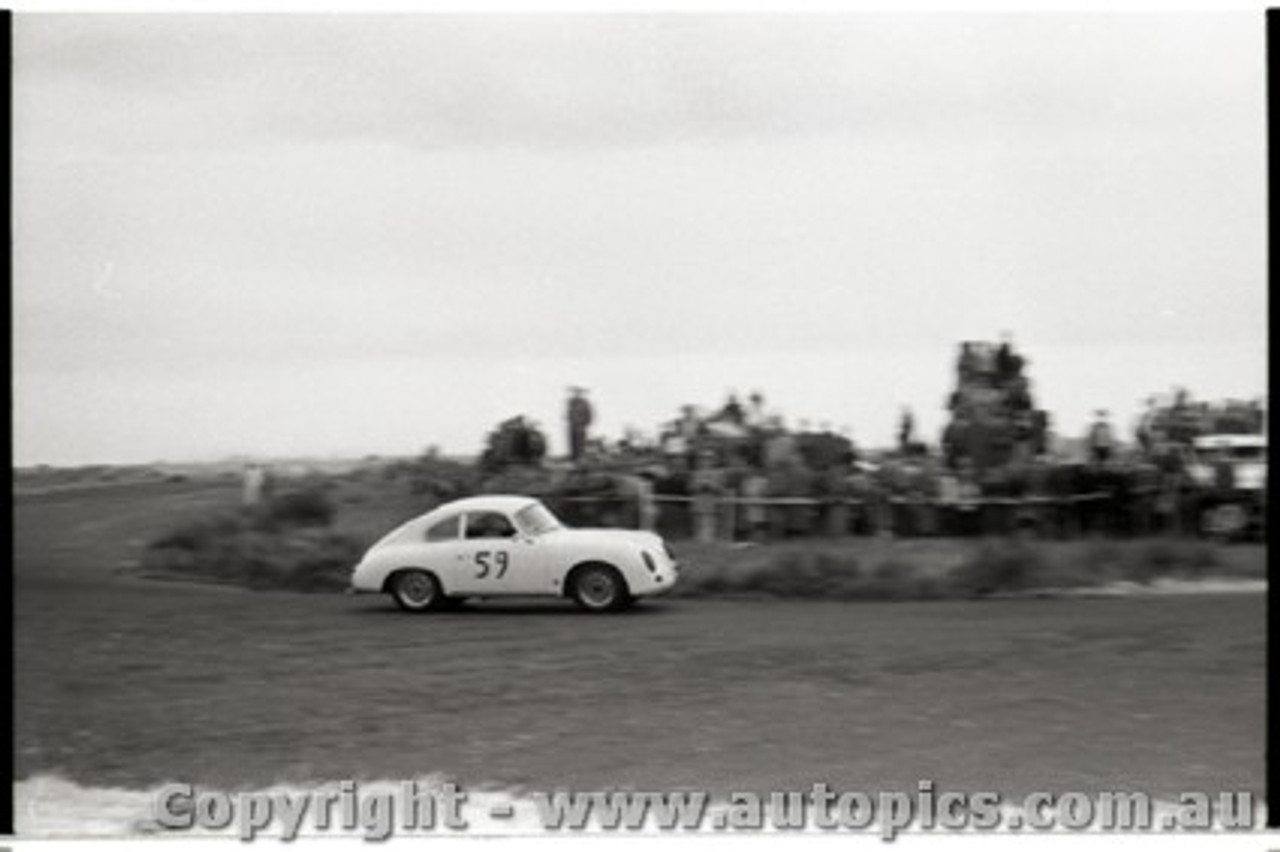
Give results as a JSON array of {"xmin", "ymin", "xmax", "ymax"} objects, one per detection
[
  {"xmin": 846, "ymin": 462, "xmax": 875, "ymax": 535},
  {"xmin": 638, "ymin": 473, "xmax": 660, "ymax": 532},
  {"xmin": 957, "ymin": 342, "xmax": 978, "ymax": 384},
  {"xmin": 691, "ymin": 450, "xmax": 724, "ymax": 543},
  {"xmin": 662, "ymin": 424, "xmax": 688, "ymax": 461},
  {"xmin": 1087, "ymin": 409, "xmax": 1116, "ymax": 465},
  {"xmin": 878, "ymin": 459, "xmax": 910, "ymax": 536},
  {"xmin": 716, "ymin": 451, "xmax": 749, "ymax": 539},
  {"xmin": 613, "ymin": 471, "xmax": 658, "ymax": 532},
  {"xmin": 765, "ymin": 457, "xmax": 805, "ymax": 538},
  {"xmin": 242, "ymin": 463, "xmax": 269, "ymax": 508},
  {"xmin": 898, "ymin": 407, "xmax": 916, "ymax": 454},
  {"xmin": 783, "ymin": 459, "xmax": 818, "ymax": 536},
  {"xmin": 1018, "ymin": 453, "xmax": 1053, "ymax": 536},
  {"xmin": 935, "ymin": 465, "xmax": 962, "ymax": 536},
  {"xmin": 942, "ymin": 412, "xmax": 970, "ymax": 470},
  {"xmin": 1008, "ymin": 376, "xmax": 1032, "ymax": 412},
  {"xmin": 1130, "ymin": 461, "xmax": 1160, "ymax": 536},
  {"xmin": 1155, "ymin": 466, "xmax": 1185, "ymax": 536},
  {"xmin": 1032, "ymin": 409, "xmax": 1051, "ymax": 457},
  {"xmin": 741, "ymin": 468, "xmax": 770, "ymax": 541},
  {"xmin": 995, "ymin": 334, "xmax": 1015, "ymax": 382},
  {"xmin": 955, "ymin": 457, "xmax": 982, "ymax": 536},
  {"xmin": 764, "ymin": 430, "xmax": 797, "ymax": 469},
  {"xmin": 1248, "ymin": 397, "xmax": 1266, "ymax": 433},
  {"xmin": 995, "ymin": 331, "xmax": 1025, "ymax": 383},
  {"xmin": 815, "ymin": 465, "xmax": 852, "ymax": 536},
  {"xmin": 566, "ymin": 387, "xmax": 594, "ymax": 463},
  {"xmin": 676, "ymin": 405, "xmax": 701, "ymax": 471},
  {"xmin": 745, "ymin": 391, "xmax": 768, "ymax": 431},
  {"xmin": 974, "ymin": 342, "xmax": 997, "ymax": 382},
  {"xmin": 1166, "ymin": 388, "xmax": 1192, "ymax": 444},
  {"xmin": 908, "ymin": 457, "xmax": 939, "ymax": 537},
  {"xmin": 1135, "ymin": 397, "xmax": 1157, "ymax": 455},
  {"xmin": 717, "ymin": 392, "xmax": 745, "ymax": 425}
]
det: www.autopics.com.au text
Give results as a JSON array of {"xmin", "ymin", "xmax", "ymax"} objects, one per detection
[{"xmin": 151, "ymin": 780, "xmax": 1259, "ymax": 841}]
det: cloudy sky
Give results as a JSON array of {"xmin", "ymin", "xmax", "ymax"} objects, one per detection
[{"xmin": 13, "ymin": 13, "xmax": 1267, "ymax": 465}]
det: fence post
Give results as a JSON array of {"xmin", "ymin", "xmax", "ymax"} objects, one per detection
[
  {"xmin": 636, "ymin": 480, "xmax": 656, "ymax": 531},
  {"xmin": 720, "ymin": 495, "xmax": 737, "ymax": 541},
  {"xmin": 825, "ymin": 499, "xmax": 849, "ymax": 536},
  {"xmin": 693, "ymin": 491, "xmax": 718, "ymax": 542}
]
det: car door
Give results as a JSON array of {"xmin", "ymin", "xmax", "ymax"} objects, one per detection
[
  {"xmin": 419, "ymin": 512, "xmax": 467, "ymax": 589},
  {"xmin": 453, "ymin": 510, "xmax": 549, "ymax": 595}
]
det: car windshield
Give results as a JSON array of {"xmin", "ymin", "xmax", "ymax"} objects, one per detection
[{"xmin": 515, "ymin": 502, "xmax": 563, "ymax": 536}]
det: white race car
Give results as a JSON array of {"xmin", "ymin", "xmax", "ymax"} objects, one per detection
[{"xmin": 349, "ymin": 495, "xmax": 679, "ymax": 613}]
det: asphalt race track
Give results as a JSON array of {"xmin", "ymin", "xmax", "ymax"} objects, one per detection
[{"xmin": 14, "ymin": 483, "xmax": 1266, "ymax": 802}]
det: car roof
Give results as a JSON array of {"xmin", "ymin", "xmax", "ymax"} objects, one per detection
[
  {"xmin": 421, "ymin": 494, "xmax": 542, "ymax": 521},
  {"xmin": 1192, "ymin": 434, "xmax": 1267, "ymax": 450}
]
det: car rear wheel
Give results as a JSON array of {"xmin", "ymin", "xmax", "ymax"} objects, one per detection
[
  {"xmin": 390, "ymin": 570, "xmax": 443, "ymax": 613},
  {"xmin": 570, "ymin": 564, "xmax": 631, "ymax": 613}
]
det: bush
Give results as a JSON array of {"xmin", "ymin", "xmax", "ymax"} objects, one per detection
[
  {"xmin": 865, "ymin": 557, "xmax": 942, "ymax": 600},
  {"xmin": 678, "ymin": 537, "xmax": 1224, "ymax": 600},
  {"xmin": 948, "ymin": 538, "xmax": 1047, "ymax": 596},
  {"xmin": 265, "ymin": 487, "xmax": 335, "ymax": 527},
  {"xmin": 142, "ymin": 509, "xmax": 363, "ymax": 592},
  {"xmin": 399, "ymin": 455, "xmax": 479, "ymax": 501},
  {"xmin": 673, "ymin": 542, "xmax": 932, "ymax": 601},
  {"xmin": 480, "ymin": 417, "xmax": 547, "ymax": 472},
  {"xmin": 1186, "ymin": 542, "xmax": 1221, "ymax": 576},
  {"xmin": 1134, "ymin": 538, "xmax": 1220, "ymax": 581},
  {"xmin": 150, "ymin": 513, "xmax": 246, "ymax": 551},
  {"xmin": 1130, "ymin": 539, "xmax": 1176, "ymax": 584}
]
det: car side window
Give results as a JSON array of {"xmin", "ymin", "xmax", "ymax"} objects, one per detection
[
  {"xmin": 464, "ymin": 511, "xmax": 517, "ymax": 540},
  {"xmin": 425, "ymin": 514, "xmax": 461, "ymax": 542}
]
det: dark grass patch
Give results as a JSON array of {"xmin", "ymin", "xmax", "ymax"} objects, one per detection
[
  {"xmin": 140, "ymin": 487, "xmax": 364, "ymax": 592},
  {"xmin": 670, "ymin": 537, "xmax": 1264, "ymax": 601},
  {"xmin": 670, "ymin": 539, "xmax": 968, "ymax": 601},
  {"xmin": 947, "ymin": 538, "xmax": 1049, "ymax": 596},
  {"xmin": 142, "ymin": 522, "xmax": 365, "ymax": 593},
  {"xmin": 263, "ymin": 486, "xmax": 336, "ymax": 527}
]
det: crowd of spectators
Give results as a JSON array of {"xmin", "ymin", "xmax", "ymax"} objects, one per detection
[{"xmin": 539, "ymin": 354, "xmax": 1264, "ymax": 541}]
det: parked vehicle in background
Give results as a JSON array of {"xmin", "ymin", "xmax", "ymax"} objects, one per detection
[{"xmin": 1186, "ymin": 434, "xmax": 1267, "ymax": 540}]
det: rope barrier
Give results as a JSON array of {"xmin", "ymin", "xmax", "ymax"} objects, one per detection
[{"xmin": 558, "ymin": 492, "xmax": 1119, "ymax": 507}]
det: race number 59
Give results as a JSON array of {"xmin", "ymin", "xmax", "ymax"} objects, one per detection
[{"xmin": 475, "ymin": 551, "xmax": 510, "ymax": 579}]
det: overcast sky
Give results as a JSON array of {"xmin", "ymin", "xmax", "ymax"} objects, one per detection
[{"xmin": 12, "ymin": 13, "xmax": 1267, "ymax": 465}]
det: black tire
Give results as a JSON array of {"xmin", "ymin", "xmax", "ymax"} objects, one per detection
[
  {"xmin": 569, "ymin": 564, "xmax": 632, "ymax": 613},
  {"xmin": 389, "ymin": 569, "xmax": 444, "ymax": 613}
]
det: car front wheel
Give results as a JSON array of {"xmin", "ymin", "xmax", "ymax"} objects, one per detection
[
  {"xmin": 570, "ymin": 565, "xmax": 631, "ymax": 613},
  {"xmin": 390, "ymin": 569, "xmax": 443, "ymax": 613}
]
